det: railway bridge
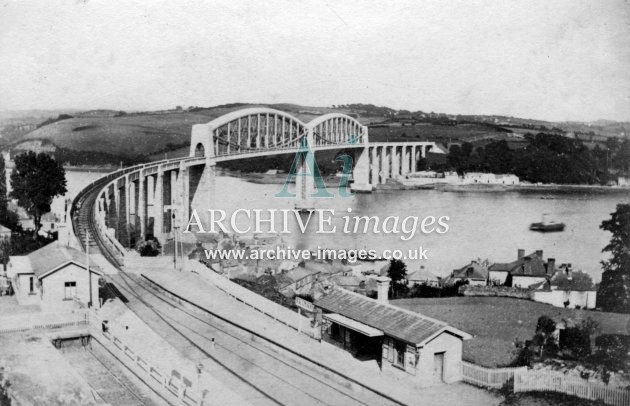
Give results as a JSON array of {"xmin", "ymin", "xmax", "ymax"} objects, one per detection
[
  {"xmin": 74, "ymin": 108, "xmax": 439, "ymax": 255},
  {"xmin": 66, "ymin": 108, "xmax": 450, "ymax": 406}
]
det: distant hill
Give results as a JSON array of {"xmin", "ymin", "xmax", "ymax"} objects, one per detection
[
  {"xmin": 3, "ymin": 103, "xmax": 628, "ymax": 166},
  {"xmin": 6, "ymin": 103, "xmax": 383, "ymax": 162}
]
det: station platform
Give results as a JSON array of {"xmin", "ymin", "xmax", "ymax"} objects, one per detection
[{"xmin": 142, "ymin": 268, "xmax": 501, "ymax": 406}]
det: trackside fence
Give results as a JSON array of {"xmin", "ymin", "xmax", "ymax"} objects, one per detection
[
  {"xmin": 0, "ymin": 311, "xmax": 89, "ymax": 334},
  {"xmin": 514, "ymin": 369, "xmax": 630, "ymax": 406},
  {"xmin": 461, "ymin": 361, "xmax": 526, "ymax": 389}
]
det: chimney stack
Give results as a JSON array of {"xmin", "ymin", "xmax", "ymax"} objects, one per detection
[
  {"xmin": 375, "ymin": 276, "xmax": 391, "ymax": 304},
  {"xmin": 535, "ymin": 250, "xmax": 543, "ymax": 258},
  {"xmin": 517, "ymin": 249, "xmax": 525, "ymax": 260},
  {"xmin": 547, "ymin": 258, "xmax": 555, "ymax": 274}
]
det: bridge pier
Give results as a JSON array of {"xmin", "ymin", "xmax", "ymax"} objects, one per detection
[
  {"xmin": 189, "ymin": 159, "xmax": 216, "ymax": 224},
  {"xmin": 351, "ymin": 147, "xmax": 371, "ymax": 192},
  {"xmin": 154, "ymin": 169, "xmax": 164, "ymax": 244},
  {"xmin": 138, "ymin": 173, "xmax": 146, "ymax": 241}
]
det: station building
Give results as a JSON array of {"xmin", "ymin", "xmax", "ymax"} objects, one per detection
[
  {"xmin": 8, "ymin": 242, "xmax": 102, "ymax": 310},
  {"xmin": 314, "ymin": 277, "xmax": 471, "ymax": 387}
]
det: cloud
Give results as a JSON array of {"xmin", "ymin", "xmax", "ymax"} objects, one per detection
[{"xmin": 0, "ymin": 0, "xmax": 628, "ymax": 121}]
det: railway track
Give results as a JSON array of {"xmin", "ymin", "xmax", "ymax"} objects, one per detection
[{"xmin": 71, "ymin": 174, "xmax": 405, "ymax": 406}]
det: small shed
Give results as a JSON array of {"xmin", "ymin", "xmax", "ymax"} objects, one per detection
[{"xmin": 315, "ymin": 287, "xmax": 471, "ymax": 387}]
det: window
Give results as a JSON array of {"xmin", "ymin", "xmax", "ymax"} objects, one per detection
[
  {"xmin": 393, "ymin": 340, "xmax": 406, "ymax": 367},
  {"xmin": 64, "ymin": 281, "xmax": 77, "ymax": 299},
  {"xmin": 29, "ymin": 277, "xmax": 34, "ymax": 293}
]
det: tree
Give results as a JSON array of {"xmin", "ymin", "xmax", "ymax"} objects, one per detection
[
  {"xmin": 387, "ymin": 259, "xmax": 407, "ymax": 297},
  {"xmin": 0, "ymin": 154, "xmax": 7, "ymax": 224},
  {"xmin": 0, "ymin": 238, "xmax": 10, "ymax": 272},
  {"xmin": 598, "ymin": 204, "xmax": 630, "ymax": 313},
  {"xmin": 9, "ymin": 152, "xmax": 67, "ymax": 237},
  {"xmin": 534, "ymin": 315, "xmax": 557, "ymax": 358}
]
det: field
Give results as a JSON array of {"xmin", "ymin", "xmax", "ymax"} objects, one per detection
[
  {"xmin": 368, "ymin": 123, "xmax": 509, "ymax": 143},
  {"xmin": 392, "ymin": 296, "xmax": 630, "ymax": 368},
  {"xmin": 12, "ymin": 104, "xmax": 380, "ymax": 161}
]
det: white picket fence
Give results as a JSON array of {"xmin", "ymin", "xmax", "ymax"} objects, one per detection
[
  {"xmin": 93, "ymin": 327, "xmax": 205, "ymax": 406},
  {"xmin": 461, "ymin": 361, "xmax": 526, "ymax": 389},
  {"xmin": 0, "ymin": 311, "xmax": 89, "ymax": 334},
  {"xmin": 514, "ymin": 369, "xmax": 630, "ymax": 406}
]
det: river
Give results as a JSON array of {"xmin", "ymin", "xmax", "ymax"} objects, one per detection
[{"xmin": 59, "ymin": 170, "xmax": 629, "ymax": 282}]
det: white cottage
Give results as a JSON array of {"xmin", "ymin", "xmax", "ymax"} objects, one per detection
[{"xmin": 8, "ymin": 243, "xmax": 102, "ymax": 310}]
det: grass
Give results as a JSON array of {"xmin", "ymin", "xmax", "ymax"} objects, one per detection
[
  {"xmin": 392, "ymin": 296, "xmax": 630, "ymax": 368},
  {"xmin": 14, "ymin": 104, "xmax": 376, "ymax": 161},
  {"xmin": 13, "ymin": 102, "xmax": 517, "ymax": 162},
  {"xmin": 368, "ymin": 122, "xmax": 507, "ymax": 142},
  {"xmin": 501, "ymin": 391, "xmax": 607, "ymax": 406}
]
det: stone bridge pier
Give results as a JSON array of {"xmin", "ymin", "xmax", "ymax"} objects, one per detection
[
  {"xmin": 352, "ymin": 142, "xmax": 436, "ymax": 190},
  {"xmin": 94, "ymin": 160, "xmax": 216, "ymax": 249}
]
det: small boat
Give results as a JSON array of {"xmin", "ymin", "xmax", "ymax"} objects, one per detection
[{"xmin": 530, "ymin": 214, "xmax": 565, "ymax": 232}]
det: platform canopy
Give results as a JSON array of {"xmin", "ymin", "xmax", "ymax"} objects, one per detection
[{"xmin": 323, "ymin": 313, "xmax": 384, "ymax": 337}]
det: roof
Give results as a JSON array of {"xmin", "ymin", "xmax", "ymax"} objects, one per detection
[
  {"xmin": 0, "ymin": 225, "xmax": 11, "ymax": 233},
  {"xmin": 323, "ymin": 313, "xmax": 383, "ymax": 337},
  {"xmin": 489, "ymin": 263, "xmax": 510, "ymax": 272},
  {"xmin": 284, "ymin": 267, "xmax": 319, "ymax": 283},
  {"xmin": 407, "ymin": 268, "xmax": 438, "ymax": 282},
  {"xmin": 26, "ymin": 243, "xmax": 100, "ymax": 279},
  {"xmin": 315, "ymin": 288, "xmax": 471, "ymax": 345},
  {"xmin": 508, "ymin": 251, "xmax": 547, "ymax": 276},
  {"xmin": 452, "ymin": 260, "xmax": 488, "ymax": 280},
  {"xmin": 330, "ymin": 275, "xmax": 362, "ymax": 287}
]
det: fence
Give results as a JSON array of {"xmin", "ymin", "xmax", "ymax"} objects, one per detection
[
  {"xmin": 514, "ymin": 369, "xmax": 630, "ymax": 406},
  {"xmin": 461, "ymin": 361, "xmax": 526, "ymax": 389},
  {"xmin": 89, "ymin": 315, "xmax": 206, "ymax": 406},
  {"xmin": 0, "ymin": 311, "xmax": 89, "ymax": 334},
  {"xmin": 200, "ymin": 268, "xmax": 319, "ymax": 338}
]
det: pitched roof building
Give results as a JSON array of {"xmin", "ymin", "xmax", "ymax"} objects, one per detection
[{"xmin": 314, "ymin": 284, "xmax": 470, "ymax": 387}]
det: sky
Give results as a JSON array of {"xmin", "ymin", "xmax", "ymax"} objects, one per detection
[{"xmin": 0, "ymin": 0, "xmax": 629, "ymax": 122}]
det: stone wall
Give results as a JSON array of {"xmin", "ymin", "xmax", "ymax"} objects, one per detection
[{"xmin": 460, "ymin": 285, "xmax": 532, "ymax": 299}]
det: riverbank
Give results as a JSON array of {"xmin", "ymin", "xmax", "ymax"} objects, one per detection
[
  {"xmin": 379, "ymin": 181, "xmax": 630, "ymax": 195},
  {"xmin": 218, "ymin": 168, "xmax": 630, "ymax": 195},
  {"xmin": 63, "ymin": 165, "xmax": 118, "ymax": 173}
]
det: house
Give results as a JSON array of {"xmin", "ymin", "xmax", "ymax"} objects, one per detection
[
  {"xmin": 444, "ymin": 259, "xmax": 489, "ymax": 286},
  {"xmin": 462, "ymin": 172, "xmax": 519, "ymax": 185},
  {"xmin": 0, "ymin": 225, "xmax": 11, "ymax": 240},
  {"xmin": 531, "ymin": 267, "xmax": 597, "ymax": 309},
  {"xmin": 8, "ymin": 243, "xmax": 102, "ymax": 310},
  {"xmin": 278, "ymin": 266, "xmax": 321, "ymax": 296},
  {"xmin": 314, "ymin": 277, "xmax": 471, "ymax": 387},
  {"xmin": 488, "ymin": 249, "xmax": 556, "ymax": 288},
  {"xmin": 508, "ymin": 249, "xmax": 554, "ymax": 288},
  {"xmin": 406, "ymin": 266, "xmax": 439, "ymax": 287}
]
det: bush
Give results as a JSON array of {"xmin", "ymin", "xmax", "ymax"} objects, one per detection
[
  {"xmin": 135, "ymin": 238, "xmax": 161, "ymax": 256},
  {"xmin": 560, "ymin": 327, "xmax": 591, "ymax": 357},
  {"xmin": 589, "ymin": 334, "xmax": 630, "ymax": 371}
]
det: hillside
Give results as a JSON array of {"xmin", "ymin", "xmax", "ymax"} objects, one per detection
[
  {"xmin": 10, "ymin": 103, "xmax": 383, "ymax": 161},
  {"xmin": 4, "ymin": 102, "xmax": 628, "ymax": 167},
  {"xmin": 393, "ymin": 296, "xmax": 630, "ymax": 368}
]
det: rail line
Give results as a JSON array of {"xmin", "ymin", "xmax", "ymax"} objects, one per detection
[
  {"xmin": 71, "ymin": 164, "xmax": 406, "ymax": 406},
  {"xmin": 114, "ymin": 271, "xmax": 385, "ymax": 406},
  {"xmin": 84, "ymin": 341, "xmax": 156, "ymax": 406}
]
